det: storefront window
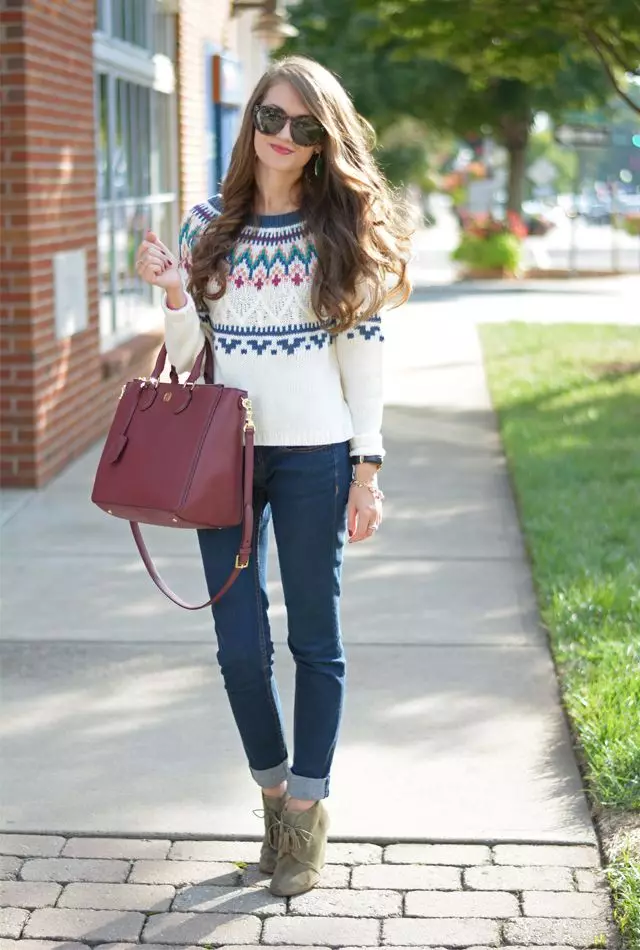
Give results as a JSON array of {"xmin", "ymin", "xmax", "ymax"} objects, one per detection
[
  {"xmin": 94, "ymin": 0, "xmax": 178, "ymax": 347},
  {"xmin": 96, "ymin": 0, "xmax": 150, "ymax": 48}
]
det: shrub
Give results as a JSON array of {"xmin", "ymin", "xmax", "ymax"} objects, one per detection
[
  {"xmin": 452, "ymin": 231, "xmax": 522, "ymax": 271},
  {"xmin": 623, "ymin": 214, "xmax": 640, "ymax": 237},
  {"xmin": 452, "ymin": 211, "xmax": 525, "ymax": 272}
]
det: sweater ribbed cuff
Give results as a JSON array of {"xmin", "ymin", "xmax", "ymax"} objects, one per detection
[
  {"xmin": 349, "ymin": 436, "xmax": 385, "ymax": 456},
  {"xmin": 162, "ymin": 290, "xmax": 194, "ymax": 317}
]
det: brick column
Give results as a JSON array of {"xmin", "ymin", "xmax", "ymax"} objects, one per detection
[
  {"xmin": 0, "ymin": 0, "xmax": 99, "ymax": 487},
  {"xmin": 177, "ymin": 0, "xmax": 231, "ymax": 216},
  {"xmin": 0, "ymin": 0, "xmax": 160, "ymax": 488}
]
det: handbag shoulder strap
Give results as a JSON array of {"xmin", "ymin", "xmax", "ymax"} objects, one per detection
[{"xmin": 129, "ymin": 427, "xmax": 255, "ymax": 610}]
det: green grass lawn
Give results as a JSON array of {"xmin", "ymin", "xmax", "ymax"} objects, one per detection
[{"xmin": 480, "ymin": 322, "xmax": 640, "ymax": 946}]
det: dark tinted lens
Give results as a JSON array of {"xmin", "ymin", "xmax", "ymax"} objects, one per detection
[
  {"xmin": 254, "ymin": 105, "xmax": 287, "ymax": 136},
  {"xmin": 290, "ymin": 116, "xmax": 325, "ymax": 146}
]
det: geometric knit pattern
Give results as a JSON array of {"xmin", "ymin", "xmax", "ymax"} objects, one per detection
[
  {"xmin": 212, "ymin": 317, "xmax": 383, "ymax": 357},
  {"xmin": 163, "ymin": 194, "xmax": 386, "ymax": 454},
  {"xmin": 178, "ymin": 196, "xmax": 383, "ymax": 359}
]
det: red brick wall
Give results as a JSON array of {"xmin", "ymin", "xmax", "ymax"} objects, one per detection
[{"xmin": 0, "ymin": 0, "xmax": 160, "ymax": 488}]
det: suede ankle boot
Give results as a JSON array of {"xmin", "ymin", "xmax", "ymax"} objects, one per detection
[
  {"xmin": 269, "ymin": 800, "xmax": 329, "ymax": 896},
  {"xmin": 258, "ymin": 791, "xmax": 286, "ymax": 874}
]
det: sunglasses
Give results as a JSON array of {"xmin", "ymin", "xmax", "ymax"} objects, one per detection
[{"xmin": 253, "ymin": 103, "xmax": 326, "ymax": 147}]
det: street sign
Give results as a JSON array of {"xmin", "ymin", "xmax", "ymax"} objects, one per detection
[
  {"xmin": 561, "ymin": 109, "xmax": 611, "ymax": 127},
  {"xmin": 527, "ymin": 157, "xmax": 557, "ymax": 186},
  {"xmin": 554, "ymin": 124, "xmax": 611, "ymax": 147}
]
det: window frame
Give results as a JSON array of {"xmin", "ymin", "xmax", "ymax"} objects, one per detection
[{"xmin": 94, "ymin": 0, "xmax": 179, "ymax": 350}]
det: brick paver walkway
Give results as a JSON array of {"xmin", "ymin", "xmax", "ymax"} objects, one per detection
[{"xmin": 0, "ymin": 835, "xmax": 617, "ymax": 949}]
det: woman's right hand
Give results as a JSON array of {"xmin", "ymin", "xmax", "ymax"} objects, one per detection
[{"xmin": 135, "ymin": 230, "xmax": 182, "ymax": 292}]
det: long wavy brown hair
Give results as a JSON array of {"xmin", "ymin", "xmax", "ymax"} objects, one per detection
[{"xmin": 188, "ymin": 55, "xmax": 413, "ymax": 332}]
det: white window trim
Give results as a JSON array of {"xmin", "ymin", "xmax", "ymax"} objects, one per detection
[{"xmin": 94, "ymin": 0, "xmax": 178, "ymax": 350}]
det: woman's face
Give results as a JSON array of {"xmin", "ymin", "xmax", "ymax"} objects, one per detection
[{"xmin": 253, "ymin": 81, "xmax": 319, "ymax": 175}]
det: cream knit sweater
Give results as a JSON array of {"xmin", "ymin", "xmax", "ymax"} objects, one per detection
[{"xmin": 162, "ymin": 196, "xmax": 385, "ymax": 455}]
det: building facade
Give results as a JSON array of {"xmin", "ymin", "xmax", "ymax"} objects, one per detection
[{"xmin": 0, "ymin": 0, "xmax": 270, "ymax": 488}]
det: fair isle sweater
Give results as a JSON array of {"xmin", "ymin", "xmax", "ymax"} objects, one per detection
[{"xmin": 162, "ymin": 195, "xmax": 385, "ymax": 455}]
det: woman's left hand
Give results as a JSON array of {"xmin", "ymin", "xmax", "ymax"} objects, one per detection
[{"xmin": 347, "ymin": 483, "xmax": 383, "ymax": 543}]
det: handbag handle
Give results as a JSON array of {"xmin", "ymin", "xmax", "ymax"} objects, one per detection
[
  {"xmin": 128, "ymin": 340, "xmax": 253, "ymax": 610},
  {"xmin": 151, "ymin": 337, "xmax": 214, "ymax": 386},
  {"xmin": 129, "ymin": 424, "xmax": 255, "ymax": 610}
]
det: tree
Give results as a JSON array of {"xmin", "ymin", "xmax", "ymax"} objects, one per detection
[
  {"xmin": 282, "ymin": 0, "xmax": 615, "ymax": 210},
  {"xmin": 356, "ymin": 0, "xmax": 640, "ymax": 115},
  {"xmin": 279, "ymin": 0, "xmax": 463, "ymax": 134},
  {"xmin": 375, "ymin": 117, "xmax": 453, "ymax": 190},
  {"xmin": 354, "ymin": 0, "xmax": 640, "ymax": 208},
  {"xmin": 278, "ymin": 0, "xmax": 461, "ymax": 187}
]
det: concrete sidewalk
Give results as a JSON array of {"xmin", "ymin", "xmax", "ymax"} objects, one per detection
[{"xmin": 1, "ymin": 286, "xmax": 603, "ymax": 847}]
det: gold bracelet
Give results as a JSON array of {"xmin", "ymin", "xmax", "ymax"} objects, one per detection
[{"xmin": 351, "ymin": 479, "xmax": 385, "ymax": 501}]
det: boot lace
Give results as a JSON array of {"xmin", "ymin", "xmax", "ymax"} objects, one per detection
[
  {"xmin": 278, "ymin": 818, "xmax": 314, "ymax": 857},
  {"xmin": 252, "ymin": 808, "xmax": 282, "ymax": 850}
]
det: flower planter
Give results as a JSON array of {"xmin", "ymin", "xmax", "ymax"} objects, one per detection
[
  {"xmin": 451, "ymin": 212, "xmax": 527, "ymax": 279},
  {"xmin": 460, "ymin": 266, "xmax": 518, "ymax": 280}
]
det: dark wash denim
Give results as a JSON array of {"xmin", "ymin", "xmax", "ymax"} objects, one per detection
[{"xmin": 197, "ymin": 441, "xmax": 352, "ymax": 800}]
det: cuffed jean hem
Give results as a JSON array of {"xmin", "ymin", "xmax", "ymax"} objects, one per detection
[
  {"xmin": 250, "ymin": 758, "xmax": 290, "ymax": 789},
  {"xmin": 287, "ymin": 771, "xmax": 331, "ymax": 801}
]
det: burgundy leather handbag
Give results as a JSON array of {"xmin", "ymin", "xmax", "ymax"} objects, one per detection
[{"xmin": 91, "ymin": 339, "xmax": 255, "ymax": 610}]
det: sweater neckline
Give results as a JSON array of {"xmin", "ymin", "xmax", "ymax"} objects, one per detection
[
  {"xmin": 208, "ymin": 195, "xmax": 303, "ymax": 230},
  {"xmin": 252, "ymin": 209, "xmax": 304, "ymax": 228}
]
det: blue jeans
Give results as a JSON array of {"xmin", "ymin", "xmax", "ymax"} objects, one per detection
[{"xmin": 197, "ymin": 441, "xmax": 352, "ymax": 801}]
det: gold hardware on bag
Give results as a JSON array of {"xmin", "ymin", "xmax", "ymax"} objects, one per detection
[
  {"xmin": 242, "ymin": 397, "xmax": 255, "ymax": 431},
  {"xmin": 235, "ymin": 554, "xmax": 250, "ymax": 569},
  {"xmin": 163, "ymin": 392, "xmax": 172, "ymax": 402}
]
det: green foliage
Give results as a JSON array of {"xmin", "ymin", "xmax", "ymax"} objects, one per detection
[
  {"xmin": 375, "ymin": 141, "xmax": 428, "ymax": 187},
  {"xmin": 373, "ymin": 117, "xmax": 440, "ymax": 187},
  {"xmin": 283, "ymin": 0, "xmax": 624, "ymax": 212},
  {"xmin": 357, "ymin": 0, "xmax": 640, "ymax": 104},
  {"xmin": 448, "ymin": 184, "xmax": 468, "ymax": 208},
  {"xmin": 623, "ymin": 214, "xmax": 640, "ymax": 236},
  {"xmin": 452, "ymin": 231, "xmax": 521, "ymax": 270},
  {"xmin": 351, "ymin": 0, "xmax": 619, "ymax": 134},
  {"xmin": 279, "ymin": 0, "xmax": 445, "ymax": 133},
  {"xmin": 606, "ymin": 844, "xmax": 640, "ymax": 945},
  {"xmin": 281, "ymin": 6, "xmax": 459, "ymax": 187}
]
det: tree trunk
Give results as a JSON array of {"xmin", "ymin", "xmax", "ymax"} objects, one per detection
[
  {"xmin": 506, "ymin": 142, "xmax": 527, "ymax": 213},
  {"xmin": 498, "ymin": 114, "xmax": 531, "ymax": 215}
]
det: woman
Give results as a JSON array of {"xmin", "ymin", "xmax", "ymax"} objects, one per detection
[{"xmin": 135, "ymin": 54, "xmax": 412, "ymax": 896}]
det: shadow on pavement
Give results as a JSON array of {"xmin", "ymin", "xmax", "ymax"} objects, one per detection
[{"xmin": 0, "ymin": 397, "xmax": 595, "ymax": 840}]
